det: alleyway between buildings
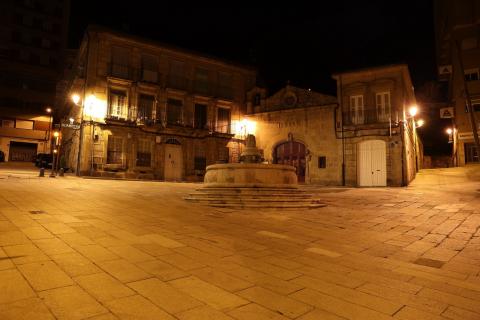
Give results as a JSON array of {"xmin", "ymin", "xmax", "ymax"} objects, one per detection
[{"xmin": 0, "ymin": 165, "xmax": 479, "ymax": 319}]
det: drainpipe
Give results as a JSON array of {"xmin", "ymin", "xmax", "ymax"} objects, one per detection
[
  {"xmin": 339, "ymin": 75, "xmax": 346, "ymax": 186},
  {"xmin": 76, "ymin": 30, "xmax": 90, "ymax": 176}
]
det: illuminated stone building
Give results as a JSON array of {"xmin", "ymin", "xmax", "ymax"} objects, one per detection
[
  {"xmin": 61, "ymin": 26, "xmax": 256, "ymax": 180},
  {"xmin": 61, "ymin": 27, "xmax": 421, "ymax": 186},
  {"xmin": 249, "ymin": 64, "xmax": 421, "ymax": 186}
]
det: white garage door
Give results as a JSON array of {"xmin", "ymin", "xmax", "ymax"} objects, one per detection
[{"xmin": 358, "ymin": 140, "xmax": 387, "ymax": 187}]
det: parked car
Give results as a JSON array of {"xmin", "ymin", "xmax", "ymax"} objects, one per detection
[{"xmin": 34, "ymin": 153, "xmax": 53, "ymax": 168}]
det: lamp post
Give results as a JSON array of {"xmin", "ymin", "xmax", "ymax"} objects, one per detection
[
  {"xmin": 72, "ymin": 93, "xmax": 84, "ymax": 176},
  {"xmin": 45, "ymin": 107, "xmax": 52, "ymax": 154},
  {"xmin": 49, "ymin": 131, "xmax": 59, "ymax": 177},
  {"xmin": 408, "ymin": 105, "xmax": 421, "ymax": 172}
]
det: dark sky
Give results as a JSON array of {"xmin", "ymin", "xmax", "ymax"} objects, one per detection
[{"xmin": 69, "ymin": 0, "xmax": 436, "ymax": 95}]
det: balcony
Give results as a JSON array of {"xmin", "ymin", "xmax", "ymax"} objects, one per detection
[
  {"xmin": 167, "ymin": 75, "xmax": 189, "ymax": 91},
  {"xmin": 140, "ymin": 69, "xmax": 160, "ymax": 84},
  {"xmin": 108, "ymin": 63, "xmax": 133, "ymax": 80},
  {"xmin": 343, "ymin": 107, "xmax": 390, "ymax": 126}
]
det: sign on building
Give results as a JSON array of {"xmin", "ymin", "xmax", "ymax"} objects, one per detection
[
  {"xmin": 438, "ymin": 65, "xmax": 452, "ymax": 76},
  {"xmin": 438, "ymin": 65, "xmax": 452, "ymax": 81},
  {"xmin": 440, "ymin": 107, "xmax": 454, "ymax": 118}
]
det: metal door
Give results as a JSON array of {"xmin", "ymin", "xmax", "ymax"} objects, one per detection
[
  {"xmin": 358, "ymin": 140, "xmax": 386, "ymax": 187},
  {"xmin": 164, "ymin": 144, "xmax": 183, "ymax": 181},
  {"xmin": 8, "ymin": 141, "xmax": 37, "ymax": 162},
  {"xmin": 274, "ymin": 141, "xmax": 306, "ymax": 182}
]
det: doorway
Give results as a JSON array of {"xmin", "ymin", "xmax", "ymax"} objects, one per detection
[
  {"xmin": 273, "ymin": 140, "xmax": 306, "ymax": 182},
  {"xmin": 164, "ymin": 141, "xmax": 183, "ymax": 181},
  {"xmin": 8, "ymin": 141, "xmax": 37, "ymax": 162},
  {"xmin": 358, "ymin": 140, "xmax": 387, "ymax": 186}
]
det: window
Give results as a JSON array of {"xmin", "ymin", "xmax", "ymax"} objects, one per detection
[
  {"xmin": 194, "ymin": 157, "xmax": 207, "ymax": 171},
  {"xmin": 111, "ymin": 46, "xmax": 129, "ymax": 78},
  {"xmin": 218, "ymin": 72, "xmax": 233, "ymax": 99},
  {"xmin": 166, "ymin": 98, "xmax": 183, "ymax": 125},
  {"xmin": 1, "ymin": 119, "xmax": 14, "ymax": 128},
  {"xmin": 141, "ymin": 54, "xmax": 158, "ymax": 83},
  {"xmin": 194, "ymin": 68, "xmax": 209, "ymax": 95},
  {"xmin": 216, "ymin": 107, "xmax": 230, "ymax": 133},
  {"xmin": 318, "ymin": 156, "xmax": 326, "ymax": 168},
  {"xmin": 254, "ymin": 93, "xmax": 261, "ymax": 106},
  {"xmin": 471, "ymin": 98, "xmax": 480, "ymax": 112},
  {"xmin": 168, "ymin": 60, "xmax": 187, "ymax": 90},
  {"xmin": 107, "ymin": 135, "xmax": 123, "ymax": 164},
  {"xmin": 349, "ymin": 95, "xmax": 364, "ymax": 124},
  {"xmin": 376, "ymin": 92, "xmax": 390, "ymax": 123},
  {"xmin": 15, "ymin": 120, "xmax": 34, "ymax": 130},
  {"xmin": 137, "ymin": 94, "xmax": 154, "ymax": 122},
  {"xmin": 194, "ymin": 103, "xmax": 207, "ymax": 129},
  {"xmin": 465, "ymin": 69, "xmax": 479, "ymax": 81},
  {"xmin": 136, "ymin": 139, "xmax": 151, "ymax": 167},
  {"xmin": 108, "ymin": 90, "xmax": 127, "ymax": 118}
]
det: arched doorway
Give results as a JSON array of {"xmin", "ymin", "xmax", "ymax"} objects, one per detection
[{"xmin": 273, "ymin": 141, "xmax": 306, "ymax": 182}]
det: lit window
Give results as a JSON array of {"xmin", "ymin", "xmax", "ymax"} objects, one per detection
[{"xmin": 108, "ymin": 90, "xmax": 127, "ymax": 118}]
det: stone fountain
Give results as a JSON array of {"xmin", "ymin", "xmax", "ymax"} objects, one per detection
[{"xmin": 203, "ymin": 134, "xmax": 298, "ymax": 188}]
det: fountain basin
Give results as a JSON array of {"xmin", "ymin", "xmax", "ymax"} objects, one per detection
[{"xmin": 204, "ymin": 163, "xmax": 298, "ymax": 188}]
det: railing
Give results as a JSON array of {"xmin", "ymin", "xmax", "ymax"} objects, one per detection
[
  {"xmin": 343, "ymin": 107, "xmax": 390, "ymax": 125},
  {"xmin": 108, "ymin": 63, "xmax": 133, "ymax": 80},
  {"xmin": 140, "ymin": 69, "xmax": 160, "ymax": 84},
  {"xmin": 167, "ymin": 75, "xmax": 189, "ymax": 91}
]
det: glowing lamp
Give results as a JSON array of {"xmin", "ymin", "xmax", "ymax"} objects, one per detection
[
  {"xmin": 416, "ymin": 119, "xmax": 424, "ymax": 128},
  {"xmin": 53, "ymin": 131, "xmax": 59, "ymax": 137},
  {"xmin": 84, "ymin": 94, "xmax": 107, "ymax": 119},
  {"xmin": 46, "ymin": 107, "xmax": 52, "ymax": 113},
  {"xmin": 71, "ymin": 94, "xmax": 81, "ymax": 105},
  {"xmin": 446, "ymin": 128, "xmax": 453, "ymax": 135},
  {"xmin": 408, "ymin": 105, "xmax": 418, "ymax": 117}
]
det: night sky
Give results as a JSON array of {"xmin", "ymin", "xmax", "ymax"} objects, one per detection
[
  {"xmin": 69, "ymin": 0, "xmax": 436, "ymax": 95},
  {"xmin": 69, "ymin": 0, "xmax": 448, "ymax": 155}
]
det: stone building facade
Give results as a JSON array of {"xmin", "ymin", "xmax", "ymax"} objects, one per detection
[
  {"xmin": 333, "ymin": 64, "xmax": 420, "ymax": 186},
  {"xmin": 247, "ymin": 65, "xmax": 421, "ymax": 187},
  {"xmin": 60, "ymin": 26, "xmax": 256, "ymax": 180},
  {"xmin": 435, "ymin": 0, "xmax": 480, "ymax": 165}
]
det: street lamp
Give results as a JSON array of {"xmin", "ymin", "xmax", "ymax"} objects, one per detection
[
  {"xmin": 416, "ymin": 119, "xmax": 425, "ymax": 128},
  {"xmin": 50, "ymin": 131, "xmax": 60, "ymax": 177},
  {"xmin": 408, "ymin": 105, "xmax": 418, "ymax": 117}
]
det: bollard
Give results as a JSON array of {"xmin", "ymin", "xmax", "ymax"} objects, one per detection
[
  {"xmin": 39, "ymin": 167, "xmax": 44, "ymax": 177},
  {"xmin": 59, "ymin": 168, "xmax": 64, "ymax": 177}
]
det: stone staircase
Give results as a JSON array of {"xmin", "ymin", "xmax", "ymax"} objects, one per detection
[{"xmin": 184, "ymin": 187, "xmax": 327, "ymax": 209}]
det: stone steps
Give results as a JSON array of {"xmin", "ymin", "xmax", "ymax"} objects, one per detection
[{"xmin": 184, "ymin": 187, "xmax": 326, "ymax": 209}]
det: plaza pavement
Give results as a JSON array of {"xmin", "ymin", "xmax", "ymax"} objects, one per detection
[{"xmin": 0, "ymin": 165, "xmax": 479, "ymax": 319}]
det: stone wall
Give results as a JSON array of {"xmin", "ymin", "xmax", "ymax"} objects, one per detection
[{"xmin": 251, "ymin": 104, "xmax": 342, "ymax": 185}]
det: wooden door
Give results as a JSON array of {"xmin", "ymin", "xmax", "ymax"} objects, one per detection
[
  {"xmin": 164, "ymin": 144, "xmax": 183, "ymax": 181},
  {"xmin": 274, "ymin": 141, "xmax": 306, "ymax": 182}
]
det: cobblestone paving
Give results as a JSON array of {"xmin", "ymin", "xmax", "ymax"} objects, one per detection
[{"xmin": 0, "ymin": 166, "xmax": 479, "ymax": 319}]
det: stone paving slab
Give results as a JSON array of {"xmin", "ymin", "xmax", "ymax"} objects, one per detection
[{"xmin": 0, "ymin": 166, "xmax": 479, "ymax": 319}]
